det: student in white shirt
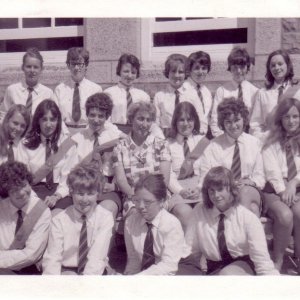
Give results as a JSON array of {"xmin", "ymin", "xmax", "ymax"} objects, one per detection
[
  {"xmin": 184, "ymin": 50, "xmax": 213, "ymax": 138},
  {"xmin": 20, "ymin": 99, "xmax": 76, "ymax": 209},
  {"xmin": 1, "ymin": 47, "xmax": 54, "ymax": 118},
  {"xmin": 211, "ymin": 47, "xmax": 258, "ymax": 137},
  {"xmin": 124, "ymin": 174, "xmax": 186, "ymax": 275},
  {"xmin": 154, "ymin": 53, "xmax": 203, "ymax": 137},
  {"xmin": 185, "ymin": 166, "xmax": 278, "ymax": 275},
  {"xmin": 0, "ymin": 161, "xmax": 51, "ymax": 275},
  {"xmin": 42, "ymin": 164, "xmax": 114, "ymax": 275},
  {"xmin": 54, "ymin": 47, "xmax": 102, "ymax": 134},
  {"xmin": 0, "ymin": 104, "xmax": 30, "ymax": 165},
  {"xmin": 250, "ymin": 49, "xmax": 298, "ymax": 142},
  {"xmin": 167, "ymin": 102, "xmax": 209, "ymax": 231},
  {"xmin": 195, "ymin": 98, "xmax": 265, "ymax": 217},
  {"xmin": 262, "ymin": 97, "xmax": 300, "ymax": 273}
]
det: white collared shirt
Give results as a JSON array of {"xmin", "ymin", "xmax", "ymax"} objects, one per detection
[
  {"xmin": 211, "ymin": 80, "xmax": 258, "ymax": 137},
  {"xmin": 0, "ymin": 138, "xmax": 25, "ymax": 165},
  {"xmin": 153, "ymin": 84, "xmax": 204, "ymax": 129},
  {"xmin": 195, "ymin": 132, "xmax": 265, "ymax": 189},
  {"xmin": 54, "ymin": 77, "xmax": 102, "ymax": 127},
  {"xmin": 124, "ymin": 208, "xmax": 188, "ymax": 275},
  {"xmin": 263, "ymin": 141, "xmax": 300, "ymax": 194},
  {"xmin": 104, "ymin": 83, "xmax": 150, "ymax": 124},
  {"xmin": 1, "ymin": 81, "xmax": 54, "ymax": 115},
  {"xmin": 0, "ymin": 197, "xmax": 51, "ymax": 270},
  {"xmin": 42, "ymin": 205, "xmax": 114, "ymax": 275},
  {"xmin": 185, "ymin": 203, "xmax": 279, "ymax": 275}
]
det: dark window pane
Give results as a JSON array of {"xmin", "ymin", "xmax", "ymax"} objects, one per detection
[
  {"xmin": 22, "ymin": 18, "xmax": 51, "ymax": 28},
  {"xmin": 155, "ymin": 18, "xmax": 182, "ymax": 22},
  {"xmin": 153, "ymin": 28, "xmax": 247, "ymax": 47},
  {"xmin": 0, "ymin": 18, "xmax": 18, "ymax": 29},
  {"xmin": 186, "ymin": 17, "xmax": 213, "ymax": 20},
  {"xmin": 0, "ymin": 37, "xmax": 83, "ymax": 52},
  {"xmin": 55, "ymin": 18, "xmax": 84, "ymax": 26}
]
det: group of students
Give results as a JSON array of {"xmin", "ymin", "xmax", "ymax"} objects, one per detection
[{"xmin": 0, "ymin": 43, "xmax": 299, "ymax": 276}]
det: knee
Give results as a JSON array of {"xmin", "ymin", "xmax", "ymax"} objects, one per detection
[
  {"xmin": 275, "ymin": 208, "xmax": 293, "ymax": 228},
  {"xmin": 172, "ymin": 204, "xmax": 193, "ymax": 219},
  {"xmin": 99, "ymin": 200, "xmax": 118, "ymax": 219}
]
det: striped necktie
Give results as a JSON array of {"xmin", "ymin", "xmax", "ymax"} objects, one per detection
[
  {"xmin": 126, "ymin": 87, "xmax": 133, "ymax": 109},
  {"xmin": 45, "ymin": 138, "xmax": 54, "ymax": 190},
  {"xmin": 78, "ymin": 215, "xmax": 88, "ymax": 275},
  {"xmin": 7, "ymin": 140, "xmax": 14, "ymax": 162},
  {"xmin": 72, "ymin": 82, "xmax": 81, "ymax": 123},
  {"xmin": 141, "ymin": 222, "xmax": 155, "ymax": 271},
  {"xmin": 237, "ymin": 83, "xmax": 243, "ymax": 102},
  {"xmin": 183, "ymin": 136, "xmax": 190, "ymax": 158},
  {"xmin": 231, "ymin": 140, "xmax": 241, "ymax": 181},
  {"xmin": 217, "ymin": 213, "xmax": 232, "ymax": 261},
  {"xmin": 278, "ymin": 85, "xmax": 284, "ymax": 103},
  {"xmin": 26, "ymin": 87, "xmax": 34, "ymax": 114},
  {"xmin": 15, "ymin": 210, "xmax": 23, "ymax": 235},
  {"xmin": 196, "ymin": 84, "xmax": 205, "ymax": 114},
  {"xmin": 174, "ymin": 89, "xmax": 180, "ymax": 107},
  {"xmin": 286, "ymin": 142, "xmax": 297, "ymax": 181}
]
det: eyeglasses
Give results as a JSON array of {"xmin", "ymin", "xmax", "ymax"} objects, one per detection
[
  {"xmin": 132, "ymin": 198, "xmax": 157, "ymax": 208},
  {"xmin": 68, "ymin": 62, "xmax": 86, "ymax": 68}
]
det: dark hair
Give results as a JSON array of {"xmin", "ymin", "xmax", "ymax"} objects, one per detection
[
  {"xmin": 0, "ymin": 161, "xmax": 33, "ymax": 198},
  {"xmin": 264, "ymin": 97, "xmax": 300, "ymax": 150},
  {"xmin": 85, "ymin": 92, "xmax": 113, "ymax": 118},
  {"xmin": 265, "ymin": 49, "xmax": 296, "ymax": 89},
  {"xmin": 127, "ymin": 101, "xmax": 156, "ymax": 124},
  {"xmin": 66, "ymin": 47, "xmax": 89, "ymax": 66},
  {"xmin": 24, "ymin": 99, "xmax": 62, "ymax": 152},
  {"xmin": 67, "ymin": 164, "xmax": 102, "ymax": 193},
  {"xmin": 22, "ymin": 47, "xmax": 43, "ymax": 68},
  {"xmin": 202, "ymin": 166, "xmax": 239, "ymax": 209},
  {"xmin": 116, "ymin": 53, "xmax": 140, "ymax": 78},
  {"xmin": 163, "ymin": 53, "xmax": 187, "ymax": 79},
  {"xmin": 227, "ymin": 46, "xmax": 251, "ymax": 72},
  {"xmin": 134, "ymin": 174, "xmax": 167, "ymax": 203},
  {"xmin": 169, "ymin": 101, "xmax": 200, "ymax": 138},
  {"xmin": 0, "ymin": 105, "xmax": 31, "ymax": 157},
  {"xmin": 187, "ymin": 51, "xmax": 211, "ymax": 74},
  {"xmin": 217, "ymin": 98, "xmax": 249, "ymax": 131}
]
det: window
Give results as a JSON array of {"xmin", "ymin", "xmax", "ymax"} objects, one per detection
[
  {"xmin": 0, "ymin": 18, "xmax": 84, "ymax": 66},
  {"xmin": 141, "ymin": 18, "xmax": 255, "ymax": 67}
]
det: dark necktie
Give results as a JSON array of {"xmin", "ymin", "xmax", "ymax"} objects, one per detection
[
  {"xmin": 45, "ymin": 138, "xmax": 54, "ymax": 190},
  {"xmin": 94, "ymin": 131, "xmax": 99, "ymax": 148},
  {"xmin": 15, "ymin": 209, "xmax": 23, "ymax": 235},
  {"xmin": 217, "ymin": 213, "xmax": 232, "ymax": 261},
  {"xmin": 72, "ymin": 83, "xmax": 81, "ymax": 123},
  {"xmin": 286, "ymin": 142, "xmax": 297, "ymax": 181},
  {"xmin": 7, "ymin": 140, "xmax": 14, "ymax": 162},
  {"xmin": 231, "ymin": 140, "xmax": 241, "ymax": 181},
  {"xmin": 174, "ymin": 89, "xmax": 180, "ymax": 107},
  {"xmin": 126, "ymin": 87, "xmax": 133, "ymax": 109},
  {"xmin": 237, "ymin": 83, "xmax": 243, "ymax": 102},
  {"xmin": 183, "ymin": 136, "xmax": 190, "ymax": 158},
  {"xmin": 78, "ymin": 215, "xmax": 88, "ymax": 275},
  {"xmin": 196, "ymin": 84, "xmax": 205, "ymax": 114},
  {"xmin": 26, "ymin": 87, "xmax": 34, "ymax": 114},
  {"xmin": 278, "ymin": 85, "xmax": 284, "ymax": 103},
  {"xmin": 141, "ymin": 222, "xmax": 155, "ymax": 271}
]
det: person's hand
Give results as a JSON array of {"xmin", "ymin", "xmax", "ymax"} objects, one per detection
[
  {"xmin": 179, "ymin": 187, "xmax": 200, "ymax": 200},
  {"xmin": 103, "ymin": 182, "xmax": 115, "ymax": 193},
  {"xmin": 237, "ymin": 178, "xmax": 256, "ymax": 188},
  {"xmin": 44, "ymin": 193, "xmax": 61, "ymax": 208},
  {"xmin": 279, "ymin": 181, "xmax": 297, "ymax": 207}
]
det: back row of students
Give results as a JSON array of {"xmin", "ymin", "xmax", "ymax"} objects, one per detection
[{"xmin": 0, "ymin": 45, "xmax": 300, "ymax": 275}]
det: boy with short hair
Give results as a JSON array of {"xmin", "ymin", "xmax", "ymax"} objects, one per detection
[{"xmin": 42, "ymin": 164, "xmax": 114, "ymax": 275}]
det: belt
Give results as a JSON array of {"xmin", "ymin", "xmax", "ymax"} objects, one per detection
[{"xmin": 66, "ymin": 123, "xmax": 87, "ymax": 129}]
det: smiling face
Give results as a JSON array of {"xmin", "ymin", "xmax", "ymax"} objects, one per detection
[
  {"xmin": 87, "ymin": 107, "xmax": 107, "ymax": 133},
  {"xmin": 132, "ymin": 110, "xmax": 153, "ymax": 139},
  {"xmin": 190, "ymin": 63, "xmax": 209, "ymax": 85},
  {"xmin": 134, "ymin": 187, "xmax": 162, "ymax": 222},
  {"xmin": 223, "ymin": 113, "xmax": 244, "ymax": 140},
  {"xmin": 281, "ymin": 105, "xmax": 300, "ymax": 135},
  {"xmin": 230, "ymin": 64, "xmax": 248, "ymax": 84},
  {"xmin": 7, "ymin": 111, "xmax": 27, "ymax": 140},
  {"xmin": 119, "ymin": 63, "xmax": 137, "ymax": 88},
  {"xmin": 39, "ymin": 110, "xmax": 58, "ymax": 138},
  {"xmin": 269, "ymin": 54, "xmax": 288, "ymax": 84},
  {"xmin": 168, "ymin": 63, "xmax": 185, "ymax": 89},
  {"xmin": 208, "ymin": 185, "xmax": 234, "ymax": 212},
  {"xmin": 176, "ymin": 111, "xmax": 195, "ymax": 137},
  {"xmin": 67, "ymin": 57, "xmax": 87, "ymax": 83},
  {"xmin": 9, "ymin": 181, "xmax": 31, "ymax": 209},
  {"xmin": 22, "ymin": 56, "xmax": 43, "ymax": 88},
  {"xmin": 71, "ymin": 188, "xmax": 98, "ymax": 215}
]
